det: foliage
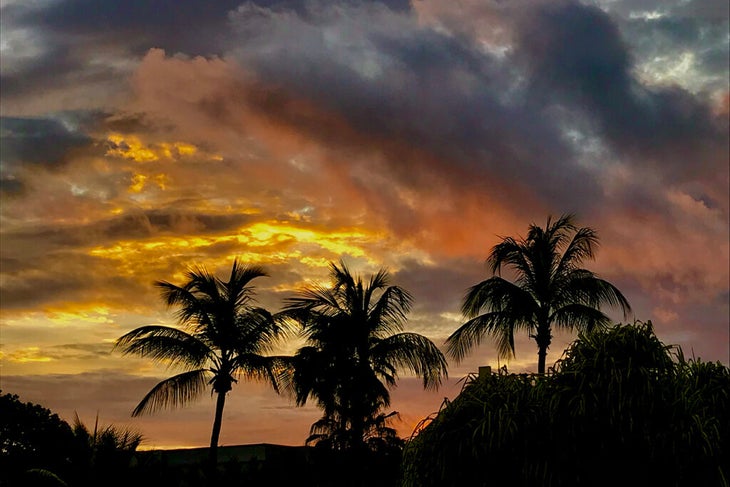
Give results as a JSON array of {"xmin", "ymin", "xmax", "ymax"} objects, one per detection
[
  {"xmin": 0, "ymin": 391, "xmax": 75, "ymax": 485},
  {"xmin": 447, "ymin": 214, "xmax": 630, "ymax": 373},
  {"xmin": 128, "ymin": 445, "xmax": 402, "ymax": 487},
  {"xmin": 115, "ymin": 259, "xmax": 290, "ymax": 465},
  {"xmin": 0, "ymin": 393, "xmax": 145, "ymax": 487},
  {"xmin": 69, "ymin": 413, "xmax": 143, "ymax": 487},
  {"xmin": 282, "ymin": 261, "xmax": 447, "ymax": 452},
  {"xmin": 402, "ymin": 322, "xmax": 729, "ymax": 487}
]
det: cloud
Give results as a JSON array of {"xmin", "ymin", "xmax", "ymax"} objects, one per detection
[
  {"xmin": 225, "ymin": 1, "xmax": 601, "ymax": 215},
  {"xmin": 514, "ymin": 2, "xmax": 728, "ymax": 189},
  {"xmin": 0, "ymin": 116, "xmax": 95, "ymax": 168},
  {"xmin": 0, "ymin": 0, "xmax": 727, "ymax": 450},
  {"xmin": 0, "ymin": 0, "xmax": 241, "ymax": 113}
]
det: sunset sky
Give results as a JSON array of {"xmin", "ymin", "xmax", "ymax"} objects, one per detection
[{"xmin": 1, "ymin": 0, "xmax": 728, "ymax": 449}]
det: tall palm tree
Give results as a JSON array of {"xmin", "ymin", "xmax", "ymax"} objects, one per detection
[
  {"xmin": 446, "ymin": 214, "xmax": 631, "ymax": 374},
  {"xmin": 115, "ymin": 259, "xmax": 288, "ymax": 466},
  {"xmin": 283, "ymin": 261, "xmax": 448, "ymax": 451}
]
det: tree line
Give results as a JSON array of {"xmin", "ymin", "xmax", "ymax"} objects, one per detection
[{"xmin": 114, "ymin": 214, "xmax": 630, "ymax": 466}]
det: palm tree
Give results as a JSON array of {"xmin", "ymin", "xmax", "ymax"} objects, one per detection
[
  {"xmin": 446, "ymin": 214, "xmax": 631, "ymax": 374},
  {"xmin": 283, "ymin": 261, "xmax": 448, "ymax": 451},
  {"xmin": 70, "ymin": 413, "xmax": 143, "ymax": 486},
  {"xmin": 115, "ymin": 259, "xmax": 288, "ymax": 466}
]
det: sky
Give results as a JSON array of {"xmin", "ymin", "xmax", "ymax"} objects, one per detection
[{"xmin": 1, "ymin": 0, "xmax": 728, "ymax": 449}]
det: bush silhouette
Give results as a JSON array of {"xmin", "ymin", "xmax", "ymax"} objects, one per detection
[
  {"xmin": 403, "ymin": 322, "xmax": 729, "ymax": 487},
  {"xmin": 0, "ymin": 392, "xmax": 75, "ymax": 486}
]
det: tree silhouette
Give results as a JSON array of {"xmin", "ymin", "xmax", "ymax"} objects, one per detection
[
  {"xmin": 115, "ymin": 259, "xmax": 288, "ymax": 466},
  {"xmin": 403, "ymin": 322, "xmax": 729, "ymax": 487},
  {"xmin": 69, "ymin": 414, "xmax": 143, "ymax": 487},
  {"xmin": 0, "ymin": 392, "xmax": 74, "ymax": 485},
  {"xmin": 282, "ymin": 261, "xmax": 447, "ymax": 451},
  {"xmin": 447, "ymin": 214, "xmax": 630, "ymax": 373}
]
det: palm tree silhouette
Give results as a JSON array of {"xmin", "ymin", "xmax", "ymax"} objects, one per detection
[
  {"xmin": 446, "ymin": 214, "xmax": 631, "ymax": 374},
  {"xmin": 115, "ymin": 259, "xmax": 288, "ymax": 466},
  {"xmin": 283, "ymin": 261, "xmax": 448, "ymax": 451},
  {"xmin": 70, "ymin": 413, "xmax": 142, "ymax": 486}
]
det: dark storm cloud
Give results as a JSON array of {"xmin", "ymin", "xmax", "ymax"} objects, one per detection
[
  {"xmin": 0, "ymin": 255, "xmax": 123, "ymax": 310},
  {"xmin": 1, "ymin": 0, "xmax": 240, "ymax": 56},
  {"xmin": 0, "ymin": 50, "xmax": 118, "ymax": 104},
  {"xmin": 0, "ymin": 116, "xmax": 95, "ymax": 168},
  {"xmin": 4, "ymin": 209, "xmax": 256, "ymax": 250},
  {"xmin": 103, "ymin": 112, "xmax": 161, "ymax": 135},
  {"xmin": 9, "ymin": 0, "xmax": 410, "ymax": 47},
  {"xmin": 515, "ymin": 2, "xmax": 728, "ymax": 185},
  {"xmin": 0, "ymin": 0, "xmax": 237, "ymax": 104},
  {"xmin": 223, "ymin": 0, "xmax": 729, "ymax": 218},
  {"xmin": 393, "ymin": 258, "xmax": 487, "ymax": 315},
  {"xmin": 228, "ymin": 1, "xmax": 603, "ymax": 213},
  {"xmin": 100, "ymin": 209, "xmax": 256, "ymax": 240},
  {"xmin": 0, "ymin": 175, "xmax": 25, "ymax": 196},
  {"xmin": 0, "ymin": 0, "xmax": 413, "ymax": 102}
]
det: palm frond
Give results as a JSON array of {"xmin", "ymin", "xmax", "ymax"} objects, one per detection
[
  {"xmin": 461, "ymin": 276, "xmax": 536, "ymax": 318},
  {"xmin": 283, "ymin": 285, "xmax": 345, "ymax": 318},
  {"xmin": 555, "ymin": 226, "xmax": 598, "ymax": 274},
  {"xmin": 446, "ymin": 311, "xmax": 529, "ymax": 363},
  {"xmin": 487, "ymin": 238, "xmax": 534, "ymax": 283},
  {"xmin": 363, "ymin": 267, "xmax": 390, "ymax": 311},
  {"xmin": 186, "ymin": 266, "xmax": 221, "ymax": 301},
  {"xmin": 232, "ymin": 307, "xmax": 288, "ymax": 354},
  {"xmin": 232, "ymin": 354, "xmax": 291, "ymax": 393},
  {"xmin": 114, "ymin": 325, "xmax": 211, "ymax": 368},
  {"xmin": 226, "ymin": 259, "xmax": 268, "ymax": 307},
  {"xmin": 131, "ymin": 369, "xmax": 209, "ymax": 416},
  {"xmin": 154, "ymin": 281, "xmax": 213, "ymax": 330},
  {"xmin": 550, "ymin": 303, "xmax": 613, "ymax": 333},
  {"xmin": 330, "ymin": 260, "xmax": 356, "ymax": 295},
  {"xmin": 564, "ymin": 272, "xmax": 632, "ymax": 318},
  {"xmin": 369, "ymin": 285, "xmax": 413, "ymax": 336},
  {"xmin": 306, "ymin": 415, "xmax": 339, "ymax": 447},
  {"xmin": 543, "ymin": 213, "xmax": 577, "ymax": 250},
  {"xmin": 371, "ymin": 332, "xmax": 447, "ymax": 390}
]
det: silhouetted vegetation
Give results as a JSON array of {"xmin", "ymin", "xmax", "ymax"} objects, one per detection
[
  {"xmin": 0, "ymin": 392, "xmax": 74, "ymax": 485},
  {"xmin": 402, "ymin": 322, "xmax": 729, "ymax": 487},
  {"xmin": 447, "ymin": 213, "xmax": 631, "ymax": 373},
  {"xmin": 115, "ymin": 259, "xmax": 290, "ymax": 467},
  {"xmin": 68, "ymin": 414, "xmax": 143, "ymax": 487},
  {"xmin": 0, "ymin": 393, "xmax": 143, "ymax": 487},
  {"xmin": 127, "ymin": 444, "xmax": 402, "ymax": 487},
  {"xmin": 9, "ymin": 222, "xmax": 727, "ymax": 487},
  {"xmin": 281, "ymin": 261, "xmax": 447, "ymax": 452}
]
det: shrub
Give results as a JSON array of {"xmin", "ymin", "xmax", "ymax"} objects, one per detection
[{"xmin": 401, "ymin": 322, "xmax": 729, "ymax": 487}]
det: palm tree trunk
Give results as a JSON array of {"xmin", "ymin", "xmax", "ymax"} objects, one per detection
[
  {"xmin": 209, "ymin": 390, "xmax": 227, "ymax": 467},
  {"xmin": 537, "ymin": 346, "xmax": 548, "ymax": 375},
  {"xmin": 535, "ymin": 321, "xmax": 552, "ymax": 375}
]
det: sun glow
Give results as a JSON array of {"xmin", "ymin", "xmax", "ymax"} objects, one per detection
[
  {"xmin": 106, "ymin": 133, "xmax": 159, "ymax": 162},
  {"xmin": 87, "ymin": 221, "xmax": 384, "ymax": 273},
  {"xmin": 2, "ymin": 347, "xmax": 53, "ymax": 363},
  {"xmin": 105, "ymin": 133, "xmax": 218, "ymax": 163}
]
